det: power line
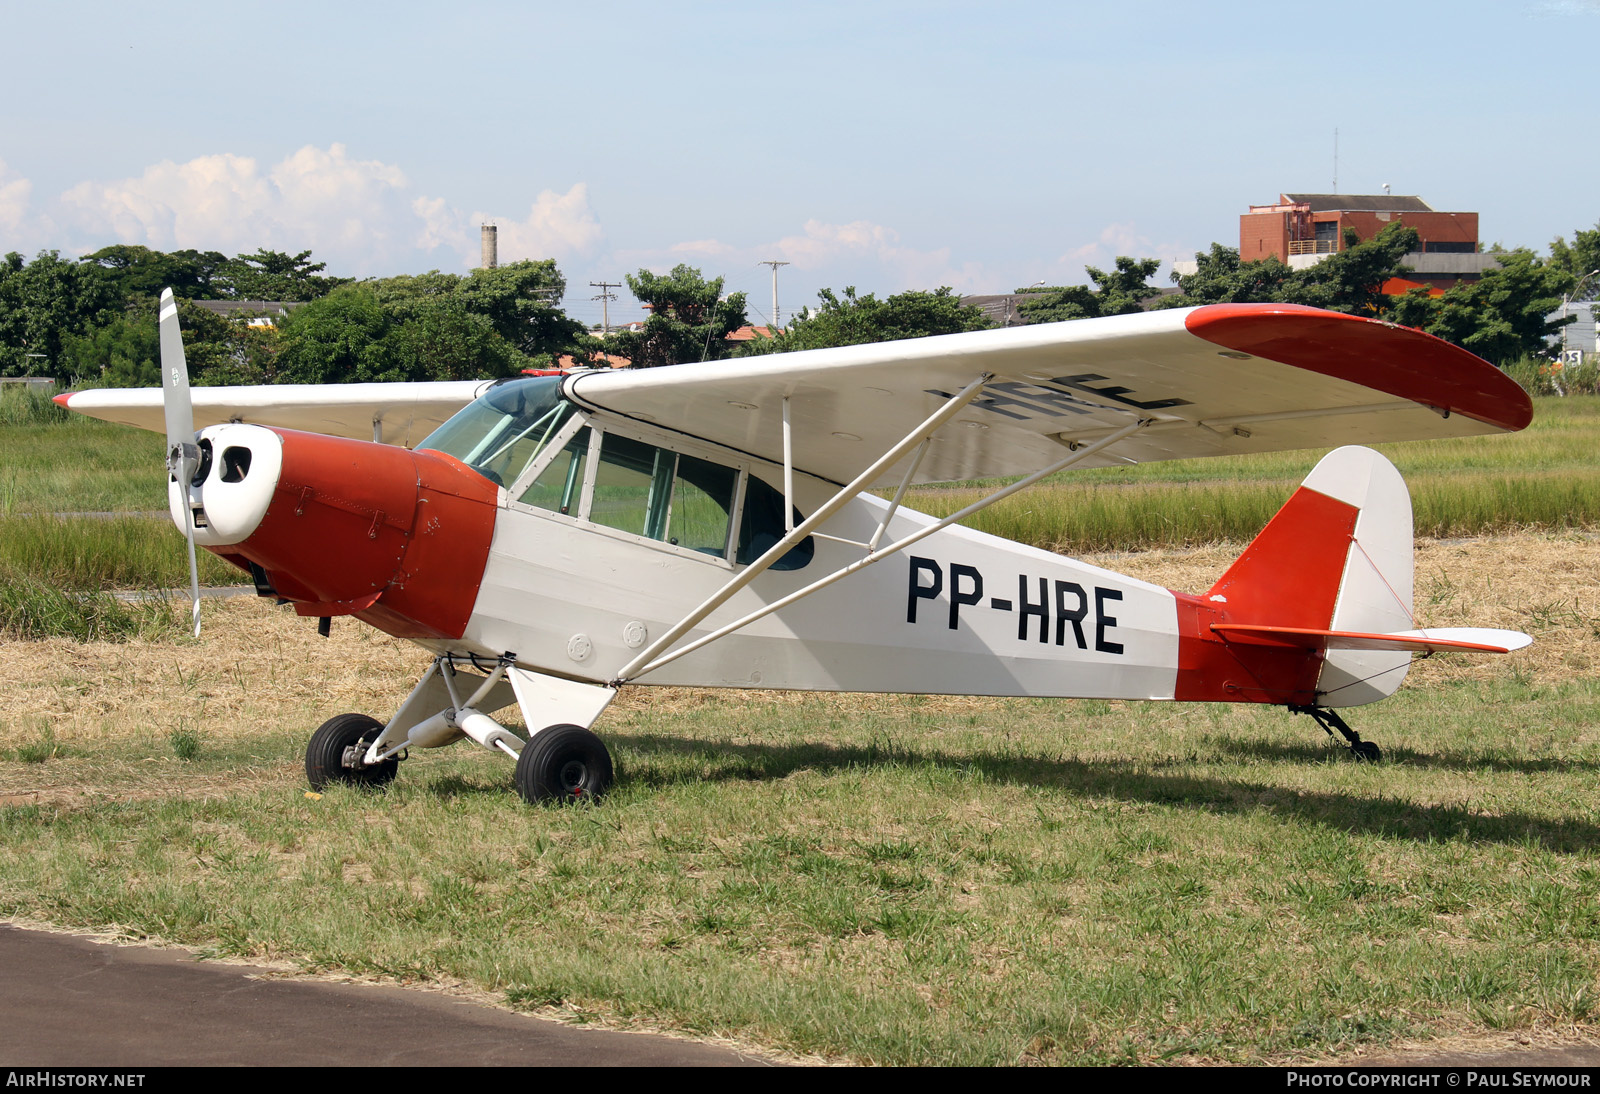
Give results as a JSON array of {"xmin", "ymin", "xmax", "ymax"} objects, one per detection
[{"xmin": 589, "ymin": 280, "xmax": 620, "ymax": 333}]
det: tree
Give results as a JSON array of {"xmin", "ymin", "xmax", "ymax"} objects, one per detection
[
  {"xmin": 373, "ymin": 260, "xmax": 587, "ymax": 373},
  {"xmin": 273, "ymin": 285, "xmax": 402, "ymax": 384},
  {"xmin": 1276, "ymin": 224, "xmax": 1419, "ymax": 316},
  {"xmin": 59, "ymin": 301, "xmax": 160, "ymax": 387},
  {"xmin": 387, "ymin": 295, "xmax": 521, "ymax": 382},
  {"xmin": 1387, "ymin": 249, "xmax": 1573, "ymax": 365},
  {"xmin": 1163, "ymin": 243, "xmax": 1294, "ymax": 306},
  {"xmin": 0, "ymin": 250, "xmax": 118, "ymax": 377},
  {"xmin": 737, "ymin": 286, "xmax": 994, "ymax": 355},
  {"xmin": 1549, "ymin": 221, "xmax": 1600, "ymax": 293},
  {"xmin": 79, "ymin": 244, "xmax": 231, "ymax": 301},
  {"xmin": 1164, "ymin": 224, "xmax": 1422, "ymax": 318},
  {"xmin": 1015, "ymin": 257, "xmax": 1162, "ymax": 323},
  {"xmin": 605, "ymin": 265, "xmax": 749, "ymax": 368},
  {"xmin": 222, "ymin": 248, "xmax": 350, "ymax": 301}
]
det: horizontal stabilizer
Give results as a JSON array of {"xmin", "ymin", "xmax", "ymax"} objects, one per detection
[{"xmin": 1211, "ymin": 624, "xmax": 1532, "ymax": 654}]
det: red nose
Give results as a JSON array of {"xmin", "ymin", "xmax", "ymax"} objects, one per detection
[{"xmin": 216, "ymin": 429, "xmax": 498, "ymax": 640}]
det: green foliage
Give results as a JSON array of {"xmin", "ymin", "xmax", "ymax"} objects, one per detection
[
  {"xmin": 0, "ymin": 251, "xmax": 119, "ymax": 378},
  {"xmin": 605, "ymin": 265, "xmax": 749, "ymax": 368},
  {"xmin": 274, "ymin": 284, "xmax": 402, "ymax": 384},
  {"xmin": 1388, "ymin": 250, "xmax": 1573, "ymax": 365},
  {"xmin": 169, "ymin": 723, "xmax": 203, "ymax": 761},
  {"xmin": 222, "ymin": 248, "xmax": 351, "ymax": 301},
  {"xmin": 274, "ymin": 261, "xmax": 584, "ymax": 384},
  {"xmin": 0, "ymin": 386, "xmax": 69, "ymax": 426},
  {"xmin": 60, "ymin": 298, "xmax": 161, "ymax": 387},
  {"xmin": 79, "ymin": 245, "xmax": 232, "ymax": 300},
  {"xmin": 0, "ymin": 562, "xmax": 178, "ymax": 641},
  {"xmin": 1152, "ymin": 243, "xmax": 1294, "ymax": 307},
  {"xmin": 737, "ymin": 286, "xmax": 994, "ymax": 355},
  {"xmin": 1279, "ymin": 224, "xmax": 1420, "ymax": 316},
  {"xmin": 376, "ymin": 260, "xmax": 585, "ymax": 366},
  {"xmin": 1169, "ymin": 224, "xmax": 1422, "ymax": 318},
  {"xmin": 1016, "ymin": 257, "xmax": 1163, "ymax": 322},
  {"xmin": 1501, "ymin": 355, "xmax": 1600, "ymax": 397},
  {"xmin": 1548, "ymin": 221, "xmax": 1600, "ymax": 286}
]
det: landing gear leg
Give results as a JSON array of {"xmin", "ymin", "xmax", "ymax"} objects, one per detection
[{"xmin": 1289, "ymin": 704, "xmax": 1382, "ymax": 762}]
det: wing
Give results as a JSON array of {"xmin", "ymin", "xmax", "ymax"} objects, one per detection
[
  {"xmin": 54, "ymin": 380, "xmax": 491, "ymax": 446},
  {"xmin": 564, "ymin": 304, "xmax": 1532, "ymax": 486}
]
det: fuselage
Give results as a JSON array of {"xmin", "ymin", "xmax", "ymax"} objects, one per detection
[{"xmin": 174, "ymin": 375, "xmax": 1353, "ymax": 708}]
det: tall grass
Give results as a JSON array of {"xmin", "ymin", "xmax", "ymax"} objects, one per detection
[
  {"xmin": 0, "ymin": 563, "xmax": 179, "ymax": 640},
  {"xmin": 909, "ymin": 395, "xmax": 1600, "ymax": 551},
  {"xmin": 0, "ymin": 385, "xmax": 68, "ymax": 426},
  {"xmin": 1503, "ymin": 355, "xmax": 1600, "ymax": 398},
  {"xmin": 0, "ymin": 515, "xmax": 240, "ymax": 589}
]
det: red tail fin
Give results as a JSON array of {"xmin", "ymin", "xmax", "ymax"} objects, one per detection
[
  {"xmin": 1174, "ymin": 447, "xmax": 1414, "ymax": 708},
  {"xmin": 1203, "ymin": 485, "xmax": 1357, "ymax": 630}
]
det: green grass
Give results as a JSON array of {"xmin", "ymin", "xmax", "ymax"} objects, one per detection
[
  {"xmin": 2, "ymin": 677, "xmax": 1597, "ymax": 1064},
  {"xmin": 0, "ymin": 563, "xmax": 181, "ymax": 641},
  {"xmin": 0, "ymin": 515, "xmax": 239, "ymax": 590},
  {"xmin": 908, "ymin": 396, "xmax": 1600, "ymax": 550}
]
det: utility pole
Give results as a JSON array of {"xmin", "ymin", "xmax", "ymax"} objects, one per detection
[
  {"xmin": 590, "ymin": 281, "xmax": 620, "ymax": 334},
  {"xmin": 758, "ymin": 260, "xmax": 789, "ymax": 330}
]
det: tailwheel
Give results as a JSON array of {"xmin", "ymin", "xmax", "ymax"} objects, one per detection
[
  {"xmin": 306, "ymin": 713, "xmax": 400, "ymax": 790},
  {"xmin": 514, "ymin": 723, "xmax": 613, "ymax": 805},
  {"xmin": 1288, "ymin": 704, "xmax": 1382, "ymax": 763}
]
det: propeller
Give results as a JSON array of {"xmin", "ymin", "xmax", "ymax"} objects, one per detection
[{"xmin": 159, "ymin": 288, "xmax": 203, "ymax": 637}]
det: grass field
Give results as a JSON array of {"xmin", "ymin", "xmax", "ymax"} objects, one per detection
[{"xmin": 0, "ymin": 397, "xmax": 1597, "ymax": 1064}]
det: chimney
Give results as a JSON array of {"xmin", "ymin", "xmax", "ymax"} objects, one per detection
[{"xmin": 481, "ymin": 224, "xmax": 498, "ymax": 269}]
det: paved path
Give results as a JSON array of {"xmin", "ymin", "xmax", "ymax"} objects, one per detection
[{"xmin": 0, "ymin": 926, "xmax": 777, "ymax": 1067}]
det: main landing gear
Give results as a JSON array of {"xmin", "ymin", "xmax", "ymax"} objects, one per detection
[
  {"xmin": 305, "ymin": 713, "xmax": 401, "ymax": 789},
  {"xmin": 301, "ymin": 655, "xmax": 619, "ymax": 805},
  {"xmin": 1289, "ymin": 704, "xmax": 1382, "ymax": 762}
]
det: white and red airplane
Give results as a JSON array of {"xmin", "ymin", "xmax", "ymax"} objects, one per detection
[{"xmin": 57, "ymin": 290, "xmax": 1533, "ymax": 802}]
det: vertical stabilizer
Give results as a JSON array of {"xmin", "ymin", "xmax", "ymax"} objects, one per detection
[
  {"xmin": 1302, "ymin": 447, "xmax": 1414, "ymax": 705},
  {"xmin": 1178, "ymin": 446, "xmax": 1415, "ymax": 707}
]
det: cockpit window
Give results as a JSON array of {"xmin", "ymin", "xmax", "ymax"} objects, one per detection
[{"xmin": 417, "ymin": 377, "xmax": 574, "ymax": 488}]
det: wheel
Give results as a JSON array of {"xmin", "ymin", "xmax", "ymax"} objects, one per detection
[
  {"xmin": 1351, "ymin": 740, "xmax": 1382, "ymax": 763},
  {"xmin": 305, "ymin": 713, "xmax": 399, "ymax": 790},
  {"xmin": 514, "ymin": 724, "xmax": 613, "ymax": 804}
]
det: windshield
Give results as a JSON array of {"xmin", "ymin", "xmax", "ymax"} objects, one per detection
[{"xmin": 417, "ymin": 376, "xmax": 577, "ymax": 487}]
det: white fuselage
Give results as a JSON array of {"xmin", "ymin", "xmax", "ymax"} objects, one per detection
[{"xmin": 458, "ymin": 456, "xmax": 1182, "ymax": 700}]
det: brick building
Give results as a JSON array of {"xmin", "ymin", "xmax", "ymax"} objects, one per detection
[{"xmin": 1238, "ymin": 193, "xmax": 1496, "ymax": 291}]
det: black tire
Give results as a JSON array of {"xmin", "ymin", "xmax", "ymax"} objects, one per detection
[
  {"xmin": 514, "ymin": 724, "xmax": 613, "ymax": 804},
  {"xmin": 1351, "ymin": 740, "xmax": 1382, "ymax": 763},
  {"xmin": 305, "ymin": 713, "xmax": 399, "ymax": 790}
]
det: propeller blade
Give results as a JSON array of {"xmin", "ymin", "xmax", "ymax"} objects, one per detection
[
  {"xmin": 158, "ymin": 288, "xmax": 196, "ymax": 477},
  {"xmin": 158, "ymin": 287, "xmax": 203, "ymax": 637}
]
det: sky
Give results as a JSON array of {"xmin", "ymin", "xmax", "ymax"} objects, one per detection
[{"xmin": 2, "ymin": 0, "xmax": 1597, "ymax": 330}]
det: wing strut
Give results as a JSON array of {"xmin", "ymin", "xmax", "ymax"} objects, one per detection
[
  {"xmin": 610, "ymin": 372, "xmax": 994, "ymax": 683},
  {"xmin": 612, "ymin": 413, "xmax": 1153, "ymax": 685}
]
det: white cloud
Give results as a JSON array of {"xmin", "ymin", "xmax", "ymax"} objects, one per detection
[
  {"xmin": 476, "ymin": 185, "xmax": 603, "ymax": 264},
  {"xmin": 59, "ymin": 145, "xmax": 413, "ymax": 271},
  {"xmin": 0, "ymin": 160, "xmax": 58, "ymax": 255},
  {"xmin": 0, "ymin": 160, "xmax": 34, "ymax": 235},
  {"xmin": 1054, "ymin": 221, "xmax": 1189, "ymax": 283},
  {"xmin": 628, "ymin": 216, "xmax": 989, "ymax": 299},
  {"xmin": 51, "ymin": 144, "xmax": 602, "ymax": 276}
]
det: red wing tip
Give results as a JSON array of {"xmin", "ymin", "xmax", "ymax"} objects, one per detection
[
  {"xmin": 52, "ymin": 392, "xmax": 72, "ymax": 407},
  {"xmin": 1183, "ymin": 303, "xmax": 1533, "ymax": 434}
]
